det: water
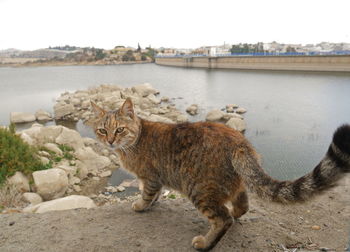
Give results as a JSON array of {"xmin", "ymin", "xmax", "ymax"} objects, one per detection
[{"xmin": 1, "ymin": 64, "xmax": 350, "ymax": 181}]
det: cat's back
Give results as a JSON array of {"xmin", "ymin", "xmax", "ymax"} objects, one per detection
[{"xmin": 141, "ymin": 119, "xmax": 248, "ymax": 152}]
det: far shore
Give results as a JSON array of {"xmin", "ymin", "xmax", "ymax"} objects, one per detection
[{"xmin": 0, "ymin": 60, "xmax": 154, "ymax": 68}]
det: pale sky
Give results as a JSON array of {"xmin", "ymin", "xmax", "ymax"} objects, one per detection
[{"xmin": 0, "ymin": 0, "xmax": 349, "ymax": 50}]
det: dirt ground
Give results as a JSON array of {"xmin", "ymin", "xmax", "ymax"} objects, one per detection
[{"xmin": 0, "ymin": 178, "xmax": 349, "ymax": 252}]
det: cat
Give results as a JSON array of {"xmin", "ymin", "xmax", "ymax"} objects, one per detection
[{"xmin": 91, "ymin": 98, "xmax": 350, "ymax": 251}]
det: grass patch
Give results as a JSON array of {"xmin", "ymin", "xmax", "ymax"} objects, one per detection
[
  {"xmin": 0, "ymin": 124, "xmax": 51, "ymax": 185},
  {"xmin": 168, "ymin": 194, "xmax": 176, "ymax": 199}
]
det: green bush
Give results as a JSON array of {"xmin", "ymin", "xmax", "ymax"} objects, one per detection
[{"xmin": 0, "ymin": 124, "xmax": 50, "ymax": 185}]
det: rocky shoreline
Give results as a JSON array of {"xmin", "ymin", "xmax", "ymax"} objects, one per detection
[{"xmin": 3, "ymin": 83, "xmax": 248, "ymax": 214}]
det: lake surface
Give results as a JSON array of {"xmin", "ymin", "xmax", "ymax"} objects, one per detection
[{"xmin": 1, "ymin": 64, "xmax": 350, "ymax": 180}]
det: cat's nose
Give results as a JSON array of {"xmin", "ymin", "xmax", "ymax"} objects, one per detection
[{"xmin": 108, "ymin": 140, "xmax": 114, "ymax": 145}]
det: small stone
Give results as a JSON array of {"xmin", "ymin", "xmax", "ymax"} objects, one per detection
[
  {"xmin": 236, "ymin": 107, "xmax": 247, "ymax": 114},
  {"xmin": 116, "ymin": 186, "xmax": 125, "ymax": 192},
  {"xmin": 73, "ymin": 185, "xmax": 81, "ymax": 192},
  {"xmin": 22, "ymin": 192, "xmax": 43, "ymax": 205},
  {"xmin": 9, "ymin": 221, "xmax": 15, "ymax": 226},
  {"xmin": 311, "ymin": 225, "xmax": 321, "ymax": 230},
  {"xmin": 99, "ymin": 170, "xmax": 112, "ymax": 178},
  {"xmin": 92, "ymin": 177, "xmax": 100, "ymax": 181}
]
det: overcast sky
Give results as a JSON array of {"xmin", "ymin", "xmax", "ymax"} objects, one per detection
[{"xmin": 0, "ymin": 0, "xmax": 349, "ymax": 50}]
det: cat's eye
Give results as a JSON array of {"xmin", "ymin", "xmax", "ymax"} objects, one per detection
[
  {"xmin": 98, "ymin": 128, "xmax": 107, "ymax": 135},
  {"xmin": 116, "ymin": 127, "xmax": 124, "ymax": 134}
]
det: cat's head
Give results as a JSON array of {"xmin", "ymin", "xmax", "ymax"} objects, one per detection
[{"xmin": 91, "ymin": 98, "xmax": 141, "ymax": 149}]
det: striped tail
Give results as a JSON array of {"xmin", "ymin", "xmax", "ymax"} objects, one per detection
[{"xmin": 233, "ymin": 124, "xmax": 350, "ymax": 204}]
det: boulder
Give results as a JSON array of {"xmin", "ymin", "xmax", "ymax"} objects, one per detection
[
  {"xmin": 54, "ymin": 103, "xmax": 75, "ymax": 119},
  {"xmin": 147, "ymin": 114, "xmax": 174, "ymax": 124},
  {"xmin": 39, "ymin": 125, "xmax": 64, "ymax": 143},
  {"xmin": 20, "ymin": 132, "xmax": 34, "ymax": 145},
  {"xmin": 176, "ymin": 114, "xmax": 188, "ymax": 123},
  {"xmin": 75, "ymin": 147, "xmax": 111, "ymax": 174},
  {"xmin": 99, "ymin": 170, "xmax": 112, "ymax": 177},
  {"xmin": 186, "ymin": 104, "xmax": 199, "ymax": 115},
  {"xmin": 205, "ymin": 110, "xmax": 225, "ymax": 121},
  {"xmin": 35, "ymin": 109, "xmax": 52, "ymax": 121},
  {"xmin": 222, "ymin": 113, "xmax": 243, "ymax": 121},
  {"xmin": 32, "ymin": 168, "xmax": 69, "ymax": 200},
  {"xmin": 44, "ymin": 143, "xmax": 63, "ymax": 156},
  {"xmin": 22, "ymin": 192, "xmax": 43, "ymax": 205},
  {"xmin": 22, "ymin": 195, "xmax": 96, "ymax": 214},
  {"xmin": 132, "ymin": 83, "xmax": 158, "ymax": 97},
  {"xmin": 7, "ymin": 172, "xmax": 30, "ymax": 192},
  {"xmin": 147, "ymin": 94, "xmax": 161, "ymax": 104},
  {"xmin": 226, "ymin": 118, "xmax": 247, "ymax": 132},
  {"xmin": 10, "ymin": 112, "xmax": 36, "ymax": 123},
  {"xmin": 55, "ymin": 127, "xmax": 84, "ymax": 150},
  {"xmin": 40, "ymin": 156, "xmax": 50, "ymax": 165},
  {"xmin": 236, "ymin": 107, "xmax": 247, "ymax": 114},
  {"xmin": 75, "ymin": 161, "xmax": 89, "ymax": 180}
]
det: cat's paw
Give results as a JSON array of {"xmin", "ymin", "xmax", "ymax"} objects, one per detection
[
  {"xmin": 131, "ymin": 199, "xmax": 148, "ymax": 212},
  {"xmin": 192, "ymin": 235, "xmax": 207, "ymax": 250}
]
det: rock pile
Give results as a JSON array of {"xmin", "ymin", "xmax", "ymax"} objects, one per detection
[
  {"xmin": 205, "ymin": 104, "xmax": 247, "ymax": 132},
  {"xmin": 6, "ymin": 123, "xmax": 119, "ymax": 213},
  {"xmin": 53, "ymin": 83, "xmax": 188, "ymax": 124},
  {"xmin": 10, "ymin": 110, "xmax": 53, "ymax": 124}
]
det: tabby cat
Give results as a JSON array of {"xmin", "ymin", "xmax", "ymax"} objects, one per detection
[{"xmin": 91, "ymin": 98, "xmax": 350, "ymax": 251}]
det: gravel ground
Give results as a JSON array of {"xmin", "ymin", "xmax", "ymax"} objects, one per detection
[{"xmin": 0, "ymin": 178, "xmax": 349, "ymax": 252}]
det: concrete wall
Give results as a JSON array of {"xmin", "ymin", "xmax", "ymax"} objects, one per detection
[{"xmin": 155, "ymin": 55, "xmax": 350, "ymax": 72}]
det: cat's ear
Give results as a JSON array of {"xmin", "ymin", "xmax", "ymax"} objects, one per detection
[
  {"xmin": 91, "ymin": 101, "xmax": 106, "ymax": 117},
  {"xmin": 120, "ymin": 97, "xmax": 134, "ymax": 118}
]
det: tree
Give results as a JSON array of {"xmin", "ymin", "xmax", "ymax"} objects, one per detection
[{"xmin": 137, "ymin": 43, "xmax": 141, "ymax": 53}]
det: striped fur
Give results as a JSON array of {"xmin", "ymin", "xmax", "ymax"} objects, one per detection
[{"xmin": 92, "ymin": 98, "xmax": 350, "ymax": 251}]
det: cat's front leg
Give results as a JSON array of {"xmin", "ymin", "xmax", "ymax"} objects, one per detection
[{"xmin": 132, "ymin": 179, "xmax": 162, "ymax": 212}]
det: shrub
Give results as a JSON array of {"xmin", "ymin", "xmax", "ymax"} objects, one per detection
[{"xmin": 0, "ymin": 124, "xmax": 50, "ymax": 185}]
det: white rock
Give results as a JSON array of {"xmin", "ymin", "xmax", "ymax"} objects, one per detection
[
  {"xmin": 73, "ymin": 185, "xmax": 81, "ymax": 192},
  {"xmin": 10, "ymin": 112, "xmax": 36, "ymax": 123},
  {"xmin": 75, "ymin": 161, "xmax": 88, "ymax": 180},
  {"xmin": 39, "ymin": 125, "xmax": 64, "ymax": 143},
  {"xmin": 71, "ymin": 98, "xmax": 81, "ymax": 106},
  {"xmin": 54, "ymin": 103, "xmax": 75, "ymax": 119},
  {"xmin": 147, "ymin": 114, "xmax": 174, "ymax": 124},
  {"xmin": 226, "ymin": 107, "xmax": 234, "ymax": 113},
  {"xmin": 225, "ymin": 118, "xmax": 247, "ymax": 132},
  {"xmin": 35, "ymin": 109, "xmax": 52, "ymax": 121},
  {"xmin": 117, "ymin": 186, "xmax": 125, "ymax": 192},
  {"xmin": 7, "ymin": 171, "xmax": 30, "ymax": 192},
  {"xmin": 55, "ymin": 127, "xmax": 84, "ymax": 150},
  {"xmin": 82, "ymin": 137, "xmax": 96, "ymax": 146},
  {"xmin": 226, "ymin": 104, "xmax": 238, "ymax": 109},
  {"xmin": 236, "ymin": 107, "xmax": 247, "ymax": 114},
  {"xmin": 147, "ymin": 94, "xmax": 161, "ymax": 104},
  {"xmin": 75, "ymin": 147, "xmax": 111, "ymax": 173},
  {"xmin": 44, "ymin": 143, "xmax": 63, "ymax": 156},
  {"xmin": 33, "ymin": 168, "xmax": 69, "ymax": 201},
  {"xmin": 23, "ymin": 195, "xmax": 96, "ymax": 214},
  {"xmin": 205, "ymin": 110, "xmax": 225, "ymax": 121},
  {"xmin": 186, "ymin": 104, "xmax": 198, "ymax": 115},
  {"xmin": 40, "ymin": 156, "xmax": 50, "ymax": 165},
  {"xmin": 222, "ymin": 113, "xmax": 243, "ymax": 121},
  {"xmin": 69, "ymin": 177, "xmax": 81, "ymax": 185},
  {"xmin": 57, "ymin": 165, "xmax": 77, "ymax": 178},
  {"xmin": 176, "ymin": 114, "xmax": 188, "ymax": 123},
  {"xmin": 99, "ymin": 170, "xmax": 112, "ymax": 177},
  {"xmin": 161, "ymin": 96, "xmax": 170, "ymax": 102},
  {"xmin": 81, "ymin": 100, "xmax": 91, "ymax": 109},
  {"xmin": 132, "ymin": 83, "xmax": 159, "ymax": 97},
  {"xmin": 22, "ymin": 192, "xmax": 43, "ymax": 205},
  {"xmin": 20, "ymin": 132, "xmax": 34, "ymax": 145}
]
